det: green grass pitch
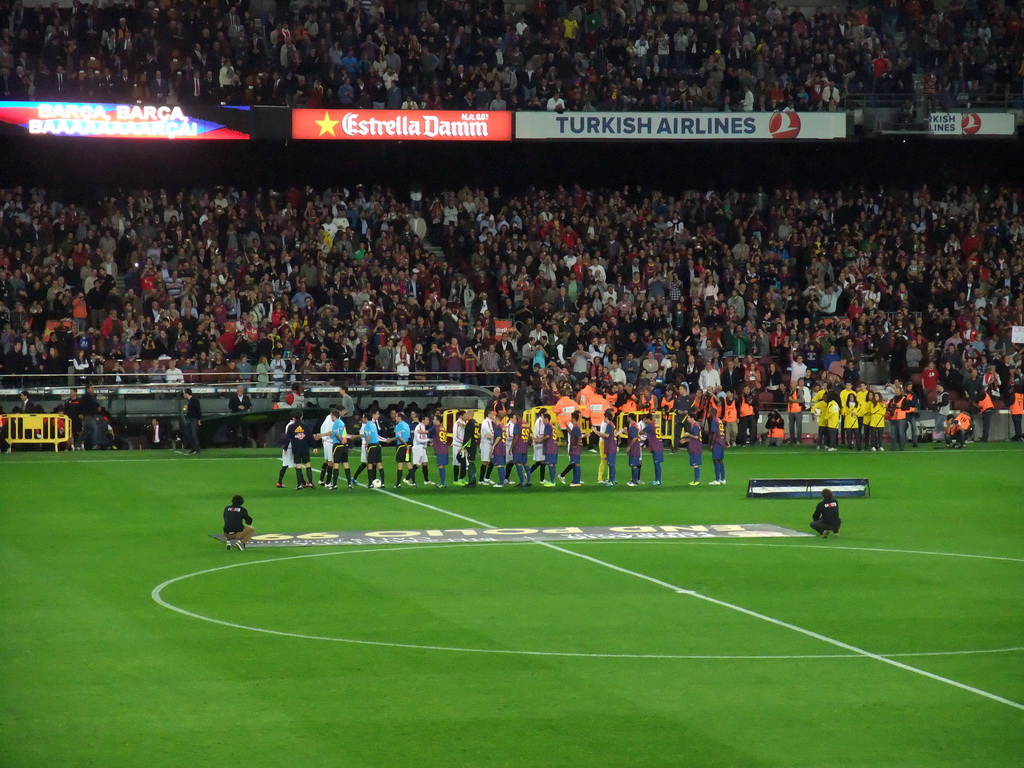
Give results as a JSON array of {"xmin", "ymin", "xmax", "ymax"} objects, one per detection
[{"xmin": 1, "ymin": 444, "xmax": 1022, "ymax": 767}]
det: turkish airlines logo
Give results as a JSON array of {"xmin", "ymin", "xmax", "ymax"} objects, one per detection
[
  {"xmin": 961, "ymin": 113, "xmax": 982, "ymax": 135},
  {"xmin": 768, "ymin": 111, "xmax": 802, "ymax": 139}
]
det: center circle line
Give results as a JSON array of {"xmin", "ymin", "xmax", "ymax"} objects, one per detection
[{"xmin": 151, "ymin": 540, "xmax": 1024, "ymax": 660}]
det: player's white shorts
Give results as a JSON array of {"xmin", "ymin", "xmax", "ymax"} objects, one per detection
[
  {"xmin": 280, "ymin": 448, "xmax": 295, "ymax": 468},
  {"xmin": 412, "ymin": 445, "xmax": 427, "ymax": 465},
  {"xmin": 322, "ymin": 439, "xmax": 333, "ymax": 455},
  {"xmin": 360, "ymin": 445, "xmax": 367, "ymax": 463},
  {"xmin": 533, "ymin": 443, "xmax": 545, "ymax": 461},
  {"xmin": 452, "ymin": 441, "xmax": 464, "ymax": 456},
  {"xmin": 480, "ymin": 440, "xmax": 493, "ymax": 463}
]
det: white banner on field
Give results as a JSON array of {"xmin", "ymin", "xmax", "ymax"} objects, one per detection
[
  {"xmin": 515, "ymin": 111, "xmax": 847, "ymax": 140},
  {"xmin": 928, "ymin": 112, "xmax": 1016, "ymax": 136},
  {"xmin": 1012, "ymin": 326, "xmax": 1024, "ymax": 344}
]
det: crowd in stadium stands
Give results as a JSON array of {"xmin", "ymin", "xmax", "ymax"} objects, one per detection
[
  {"xmin": 2, "ymin": 0, "xmax": 1022, "ymax": 111},
  {"xmin": 1, "ymin": 181, "xmax": 1023, "ymax": 437}
]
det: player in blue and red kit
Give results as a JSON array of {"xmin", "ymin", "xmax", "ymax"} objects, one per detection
[
  {"xmin": 541, "ymin": 412, "xmax": 558, "ymax": 486},
  {"xmin": 686, "ymin": 414, "xmax": 703, "ymax": 486},
  {"xmin": 558, "ymin": 412, "xmax": 584, "ymax": 486},
  {"xmin": 509, "ymin": 412, "xmax": 530, "ymax": 486},
  {"xmin": 709, "ymin": 411, "xmax": 728, "ymax": 485},
  {"xmin": 429, "ymin": 417, "xmax": 450, "ymax": 488},
  {"xmin": 626, "ymin": 415, "xmax": 643, "ymax": 487},
  {"xmin": 643, "ymin": 414, "xmax": 665, "ymax": 486}
]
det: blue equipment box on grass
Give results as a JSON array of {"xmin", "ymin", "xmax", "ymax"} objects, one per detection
[{"xmin": 747, "ymin": 478, "xmax": 870, "ymax": 499}]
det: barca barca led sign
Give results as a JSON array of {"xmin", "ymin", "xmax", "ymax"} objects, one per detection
[{"xmin": 0, "ymin": 101, "xmax": 251, "ymax": 139}]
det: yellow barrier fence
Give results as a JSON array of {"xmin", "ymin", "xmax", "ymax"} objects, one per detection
[
  {"xmin": 5, "ymin": 413, "xmax": 73, "ymax": 451},
  {"xmin": 523, "ymin": 405, "xmax": 564, "ymax": 443},
  {"xmin": 440, "ymin": 408, "xmax": 485, "ymax": 442},
  {"xmin": 614, "ymin": 411, "xmax": 676, "ymax": 441}
]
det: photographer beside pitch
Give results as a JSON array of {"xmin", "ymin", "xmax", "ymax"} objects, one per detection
[
  {"xmin": 223, "ymin": 495, "xmax": 254, "ymax": 551},
  {"xmin": 810, "ymin": 488, "xmax": 842, "ymax": 538}
]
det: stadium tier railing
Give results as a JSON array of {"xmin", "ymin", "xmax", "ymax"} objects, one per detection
[{"xmin": 0, "ymin": 369, "xmax": 518, "ymax": 394}]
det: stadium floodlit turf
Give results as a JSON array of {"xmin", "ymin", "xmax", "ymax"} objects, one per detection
[{"xmin": 1, "ymin": 444, "xmax": 1022, "ymax": 767}]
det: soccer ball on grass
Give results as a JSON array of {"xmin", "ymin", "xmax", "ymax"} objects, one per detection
[{"xmin": 371, "ymin": 479, "xmax": 383, "ymax": 489}]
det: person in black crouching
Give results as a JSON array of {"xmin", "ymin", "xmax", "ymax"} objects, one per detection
[
  {"xmin": 223, "ymin": 495, "xmax": 254, "ymax": 551},
  {"xmin": 810, "ymin": 488, "xmax": 842, "ymax": 538}
]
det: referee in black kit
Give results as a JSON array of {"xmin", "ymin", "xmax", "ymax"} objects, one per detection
[
  {"xmin": 810, "ymin": 488, "xmax": 842, "ymax": 538},
  {"xmin": 223, "ymin": 495, "xmax": 254, "ymax": 551},
  {"xmin": 284, "ymin": 411, "xmax": 316, "ymax": 489}
]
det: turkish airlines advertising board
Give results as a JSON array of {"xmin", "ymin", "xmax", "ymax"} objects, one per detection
[
  {"xmin": 0, "ymin": 101, "xmax": 252, "ymax": 139},
  {"xmin": 928, "ymin": 112, "xmax": 1016, "ymax": 137},
  {"xmin": 292, "ymin": 110, "xmax": 512, "ymax": 141},
  {"xmin": 516, "ymin": 111, "xmax": 847, "ymax": 140}
]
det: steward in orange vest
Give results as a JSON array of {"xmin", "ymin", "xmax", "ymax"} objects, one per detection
[
  {"xmin": 723, "ymin": 396, "xmax": 738, "ymax": 423},
  {"xmin": 639, "ymin": 391, "xmax": 657, "ymax": 413},
  {"xmin": 976, "ymin": 390, "xmax": 996, "ymax": 442},
  {"xmin": 577, "ymin": 383, "xmax": 596, "ymax": 413},
  {"xmin": 583, "ymin": 389, "xmax": 609, "ymax": 449},
  {"xmin": 691, "ymin": 392, "xmax": 707, "ymax": 422},
  {"xmin": 586, "ymin": 390, "xmax": 609, "ymax": 425},
  {"xmin": 708, "ymin": 397, "xmax": 723, "ymax": 420},
  {"xmin": 1011, "ymin": 391, "xmax": 1024, "ymax": 416},
  {"xmin": 720, "ymin": 394, "xmax": 738, "ymax": 447},
  {"xmin": 888, "ymin": 394, "xmax": 906, "ymax": 420},
  {"xmin": 737, "ymin": 389, "xmax": 758, "ymax": 446},
  {"xmin": 946, "ymin": 411, "xmax": 972, "ymax": 448},
  {"xmin": 553, "ymin": 392, "xmax": 579, "ymax": 430},
  {"xmin": 887, "ymin": 391, "xmax": 907, "ymax": 450},
  {"xmin": 764, "ymin": 409, "xmax": 785, "ymax": 446},
  {"xmin": 787, "ymin": 389, "xmax": 803, "ymax": 413}
]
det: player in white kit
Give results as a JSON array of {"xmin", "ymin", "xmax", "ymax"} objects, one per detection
[
  {"xmin": 407, "ymin": 414, "xmax": 434, "ymax": 485},
  {"xmin": 317, "ymin": 411, "xmax": 336, "ymax": 485}
]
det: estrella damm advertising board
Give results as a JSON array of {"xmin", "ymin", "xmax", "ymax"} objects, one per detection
[
  {"xmin": 292, "ymin": 109, "xmax": 512, "ymax": 141},
  {"xmin": 0, "ymin": 101, "xmax": 252, "ymax": 139}
]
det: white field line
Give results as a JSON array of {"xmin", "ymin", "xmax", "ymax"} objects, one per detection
[
  {"xmin": 622, "ymin": 540, "xmax": 1024, "ymax": 564},
  {"xmin": 377, "ymin": 489, "xmax": 491, "ymax": 526},
  {"xmin": 150, "ymin": 542, "xmax": 1024, "ymax": 661},
  {"xmin": 380, "ymin": 491, "xmax": 1024, "ymax": 712}
]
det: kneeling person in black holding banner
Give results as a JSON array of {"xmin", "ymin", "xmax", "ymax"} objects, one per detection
[
  {"xmin": 223, "ymin": 495, "xmax": 254, "ymax": 551},
  {"xmin": 810, "ymin": 488, "xmax": 842, "ymax": 538}
]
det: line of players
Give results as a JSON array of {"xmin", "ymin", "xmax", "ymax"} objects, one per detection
[{"xmin": 274, "ymin": 406, "xmax": 728, "ymax": 490}]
